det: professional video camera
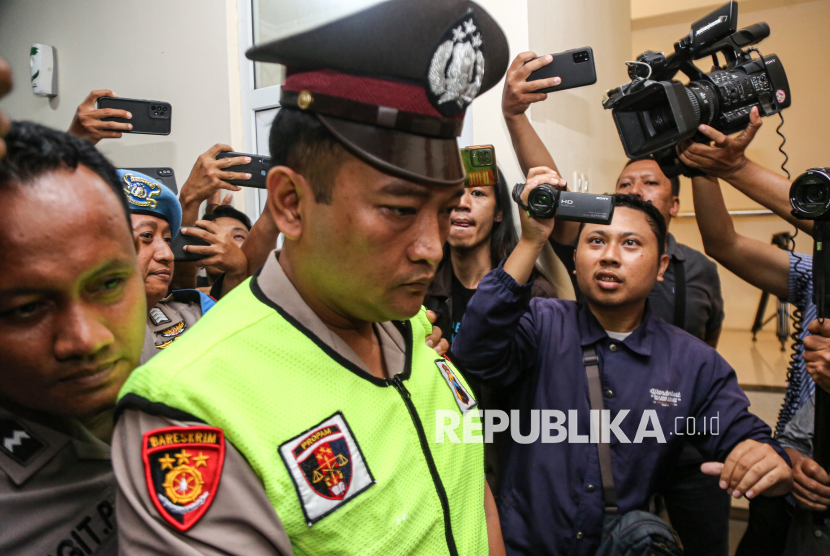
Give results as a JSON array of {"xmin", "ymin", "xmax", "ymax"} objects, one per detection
[
  {"xmin": 602, "ymin": 1, "xmax": 790, "ymax": 178},
  {"xmin": 790, "ymin": 168, "xmax": 830, "ymax": 506}
]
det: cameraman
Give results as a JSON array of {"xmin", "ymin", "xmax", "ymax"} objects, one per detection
[
  {"xmin": 503, "ymin": 52, "xmax": 729, "ymax": 556},
  {"xmin": 503, "ymin": 52, "xmax": 724, "ymax": 347},
  {"xmin": 679, "ymin": 108, "xmax": 816, "ymax": 555},
  {"xmin": 451, "ymin": 172, "xmax": 792, "ymax": 555}
]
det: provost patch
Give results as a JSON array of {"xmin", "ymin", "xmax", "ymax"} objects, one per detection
[
  {"xmin": 279, "ymin": 412, "xmax": 374, "ymax": 526},
  {"xmin": 142, "ymin": 426, "xmax": 225, "ymax": 532}
]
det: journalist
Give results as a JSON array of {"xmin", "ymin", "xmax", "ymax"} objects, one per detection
[
  {"xmin": 451, "ymin": 170, "xmax": 792, "ymax": 555},
  {"xmin": 679, "ymin": 109, "xmax": 816, "ymax": 555},
  {"xmin": 501, "ymin": 51, "xmax": 729, "ymax": 556}
]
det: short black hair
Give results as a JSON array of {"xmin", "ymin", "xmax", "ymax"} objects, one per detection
[
  {"xmin": 622, "ymin": 157, "xmax": 680, "ymax": 197},
  {"xmin": 0, "ymin": 121, "xmax": 131, "ymax": 226},
  {"xmin": 268, "ymin": 107, "xmax": 346, "ymax": 204},
  {"xmin": 203, "ymin": 205, "xmax": 252, "ymax": 230},
  {"xmin": 578, "ymin": 194, "xmax": 667, "ymax": 259}
]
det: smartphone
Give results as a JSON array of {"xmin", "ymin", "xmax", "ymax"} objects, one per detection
[
  {"xmin": 215, "ymin": 151, "xmax": 271, "ymax": 189},
  {"xmin": 170, "ymin": 226, "xmax": 210, "ymax": 262},
  {"xmin": 527, "ymin": 47, "xmax": 597, "ymax": 94},
  {"xmin": 461, "ymin": 145, "xmax": 497, "ymax": 187},
  {"xmin": 98, "ymin": 97, "xmax": 172, "ymax": 135},
  {"xmin": 119, "ymin": 167, "xmax": 178, "ymax": 194}
]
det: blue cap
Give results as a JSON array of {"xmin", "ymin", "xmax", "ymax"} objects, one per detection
[{"xmin": 117, "ymin": 169, "xmax": 182, "ymax": 237}]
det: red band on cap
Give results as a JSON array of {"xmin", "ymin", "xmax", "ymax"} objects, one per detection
[{"xmin": 284, "ymin": 69, "xmax": 462, "ymax": 120}]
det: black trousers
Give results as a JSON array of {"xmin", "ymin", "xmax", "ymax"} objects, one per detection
[
  {"xmin": 663, "ymin": 457, "xmax": 731, "ymax": 556},
  {"xmin": 736, "ymin": 495, "xmax": 793, "ymax": 556}
]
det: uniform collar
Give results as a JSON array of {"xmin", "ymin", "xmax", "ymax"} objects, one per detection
[
  {"xmin": 0, "ymin": 404, "xmax": 110, "ymax": 486},
  {"xmin": 255, "ymin": 251, "xmax": 406, "ymax": 378},
  {"xmin": 666, "ymin": 233, "xmax": 685, "ymax": 262},
  {"xmin": 576, "ymin": 301, "xmax": 655, "ymax": 357}
]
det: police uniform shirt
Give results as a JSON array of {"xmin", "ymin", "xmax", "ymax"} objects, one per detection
[
  {"xmin": 140, "ymin": 290, "xmax": 216, "ymax": 365},
  {"xmin": 114, "ymin": 252, "xmax": 408, "ymax": 554},
  {"xmin": 0, "ymin": 404, "xmax": 117, "ymax": 555}
]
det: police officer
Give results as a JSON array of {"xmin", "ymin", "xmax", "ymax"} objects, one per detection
[
  {"xmin": 0, "ymin": 122, "xmax": 146, "ymax": 555},
  {"xmin": 111, "ymin": 1, "xmax": 509, "ymax": 553},
  {"xmin": 118, "ymin": 170, "xmax": 218, "ymax": 362}
]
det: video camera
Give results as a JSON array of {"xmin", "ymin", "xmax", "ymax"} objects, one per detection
[
  {"xmin": 602, "ymin": 1, "xmax": 790, "ymax": 178},
  {"xmin": 511, "ymin": 182, "xmax": 615, "ymax": 225},
  {"xmin": 790, "ymin": 168, "xmax": 830, "ymax": 498}
]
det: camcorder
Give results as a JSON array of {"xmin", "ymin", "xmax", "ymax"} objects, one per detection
[
  {"xmin": 602, "ymin": 0, "xmax": 790, "ymax": 178},
  {"xmin": 791, "ymin": 168, "xmax": 830, "ymax": 486},
  {"xmin": 461, "ymin": 145, "xmax": 498, "ymax": 187},
  {"xmin": 511, "ymin": 182, "xmax": 614, "ymax": 225}
]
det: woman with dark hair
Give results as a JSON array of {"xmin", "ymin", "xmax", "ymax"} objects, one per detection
[{"xmin": 425, "ymin": 167, "xmax": 556, "ymax": 344}]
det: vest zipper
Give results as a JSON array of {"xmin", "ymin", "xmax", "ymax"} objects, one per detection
[{"xmin": 390, "ymin": 374, "xmax": 460, "ymax": 556}]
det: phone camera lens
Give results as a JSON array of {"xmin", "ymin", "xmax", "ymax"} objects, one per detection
[{"xmin": 163, "ymin": 106, "xmax": 168, "ymax": 111}]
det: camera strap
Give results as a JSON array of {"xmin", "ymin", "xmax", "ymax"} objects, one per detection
[
  {"xmin": 511, "ymin": 183, "xmax": 532, "ymax": 213},
  {"xmin": 672, "ymin": 258, "xmax": 686, "ymax": 329},
  {"xmin": 582, "ymin": 346, "xmax": 618, "ymax": 514}
]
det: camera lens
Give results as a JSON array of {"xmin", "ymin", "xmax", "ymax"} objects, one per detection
[
  {"xmin": 792, "ymin": 170, "xmax": 830, "ymax": 220},
  {"xmin": 806, "ymin": 184, "xmax": 828, "ymax": 205},
  {"xmin": 646, "ymin": 105, "xmax": 675, "ymax": 137}
]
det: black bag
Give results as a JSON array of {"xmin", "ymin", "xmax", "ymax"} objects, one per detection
[{"xmin": 583, "ymin": 347, "xmax": 684, "ymax": 556}]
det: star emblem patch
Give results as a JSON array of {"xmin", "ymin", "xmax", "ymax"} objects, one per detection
[{"xmin": 142, "ymin": 426, "xmax": 225, "ymax": 532}]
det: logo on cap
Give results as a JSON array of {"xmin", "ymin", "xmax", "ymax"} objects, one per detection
[
  {"xmin": 427, "ymin": 13, "xmax": 485, "ymax": 117},
  {"xmin": 122, "ymin": 173, "xmax": 162, "ymax": 209}
]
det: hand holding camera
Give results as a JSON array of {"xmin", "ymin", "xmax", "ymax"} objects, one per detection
[
  {"xmin": 180, "ymin": 144, "xmax": 250, "ymax": 209},
  {"xmin": 514, "ymin": 167, "xmax": 566, "ymax": 246},
  {"xmin": 68, "ymin": 89, "xmax": 132, "ymax": 145},
  {"xmin": 502, "ymin": 52, "xmax": 561, "ymax": 120},
  {"xmin": 180, "ymin": 219, "xmax": 247, "ymax": 280},
  {"xmin": 677, "ymin": 105, "xmax": 762, "ymax": 179}
]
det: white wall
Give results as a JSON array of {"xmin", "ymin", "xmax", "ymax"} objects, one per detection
[
  {"xmin": 526, "ymin": 0, "xmax": 632, "ymax": 194},
  {"xmin": 0, "ymin": 0, "xmax": 239, "ymax": 196},
  {"xmin": 471, "ymin": 0, "xmax": 632, "ymax": 192}
]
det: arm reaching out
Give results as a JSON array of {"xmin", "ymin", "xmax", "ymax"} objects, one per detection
[
  {"xmin": 502, "ymin": 52, "xmax": 579, "ymax": 245},
  {"xmin": 67, "ymin": 90, "xmax": 132, "ymax": 144},
  {"xmin": 678, "ymin": 106, "xmax": 809, "ymax": 233},
  {"xmin": 701, "ymin": 438, "xmax": 792, "ymax": 499},
  {"xmin": 691, "ymin": 174, "xmax": 790, "ymax": 298}
]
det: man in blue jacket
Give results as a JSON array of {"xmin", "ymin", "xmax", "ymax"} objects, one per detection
[{"xmin": 451, "ymin": 168, "xmax": 792, "ymax": 555}]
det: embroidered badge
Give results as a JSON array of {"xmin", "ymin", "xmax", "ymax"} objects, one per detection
[
  {"xmin": 0, "ymin": 418, "xmax": 45, "ymax": 466},
  {"xmin": 650, "ymin": 388, "xmax": 682, "ymax": 407},
  {"xmin": 142, "ymin": 426, "xmax": 225, "ymax": 532},
  {"xmin": 155, "ymin": 339, "xmax": 174, "ymax": 350},
  {"xmin": 160, "ymin": 321, "xmax": 186, "ymax": 338},
  {"xmin": 435, "ymin": 358, "xmax": 477, "ymax": 414},
  {"xmin": 279, "ymin": 411, "xmax": 375, "ymax": 526},
  {"xmin": 426, "ymin": 12, "xmax": 485, "ymax": 116},
  {"xmin": 122, "ymin": 172, "xmax": 162, "ymax": 209},
  {"xmin": 149, "ymin": 307, "xmax": 170, "ymax": 326}
]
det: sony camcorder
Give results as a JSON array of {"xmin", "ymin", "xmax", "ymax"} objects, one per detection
[
  {"xmin": 602, "ymin": 1, "xmax": 790, "ymax": 178},
  {"xmin": 511, "ymin": 182, "xmax": 614, "ymax": 225}
]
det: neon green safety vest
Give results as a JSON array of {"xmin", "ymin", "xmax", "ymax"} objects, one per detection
[{"xmin": 118, "ymin": 276, "xmax": 488, "ymax": 555}]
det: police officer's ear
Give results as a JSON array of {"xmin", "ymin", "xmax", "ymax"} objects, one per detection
[
  {"xmin": 265, "ymin": 165, "xmax": 308, "ymax": 241},
  {"xmin": 655, "ymin": 253, "xmax": 671, "ymax": 282}
]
